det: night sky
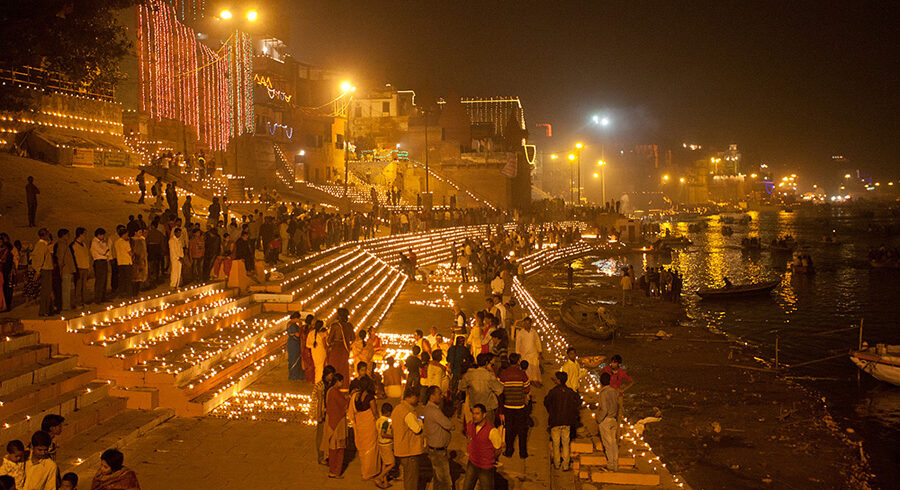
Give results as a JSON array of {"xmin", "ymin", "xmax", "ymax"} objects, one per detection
[{"xmin": 276, "ymin": 0, "xmax": 899, "ymax": 182}]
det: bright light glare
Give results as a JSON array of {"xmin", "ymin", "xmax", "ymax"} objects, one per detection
[
  {"xmin": 601, "ymin": 117, "xmax": 610, "ymax": 126},
  {"xmin": 575, "ymin": 142, "xmax": 584, "ymax": 149},
  {"xmin": 679, "ymin": 177, "xmax": 685, "ymax": 183},
  {"xmin": 567, "ymin": 154, "xmax": 575, "ymax": 161},
  {"xmin": 597, "ymin": 160, "xmax": 606, "ymax": 166},
  {"xmin": 663, "ymin": 174, "xmax": 670, "ymax": 181},
  {"xmin": 550, "ymin": 154, "xmax": 558, "ymax": 160},
  {"xmin": 246, "ymin": 9, "xmax": 259, "ymax": 21},
  {"xmin": 593, "ymin": 172, "xmax": 600, "ymax": 179},
  {"xmin": 298, "ymin": 150, "xmax": 305, "ymax": 156},
  {"xmin": 844, "ymin": 174, "xmax": 851, "ymax": 179},
  {"xmin": 340, "ymin": 81, "xmax": 354, "ymax": 92},
  {"xmin": 219, "ymin": 9, "xmax": 233, "ymax": 19}
]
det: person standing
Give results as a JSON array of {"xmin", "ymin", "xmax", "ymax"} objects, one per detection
[
  {"xmin": 348, "ymin": 386, "xmax": 379, "ymax": 482},
  {"xmin": 54, "ymin": 229, "xmax": 76, "ymax": 311},
  {"xmin": 202, "ymin": 226, "xmax": 220, "ymax": 282},
  {"xmin": 459, "ymin": 353, "xmax": 504, "ymax": 424},
  {"xmin": 114, "ymin": 228, "xmax": 133, "ymax": 299},
  {"xmin": 514, "ymin": 317, "xmax": 542, "ymax": 386},
  {"xmin": 462, "ymin": 403, "xmax": 502, "ymax": 490},
  {"xmin": 392, "ymin": 388, "xmax": 425, "ymax": 490},
  {"xmin": 621, "ymin": 270, "xmax": 634, "ymax": 306},
  {"xmin": 307, "ymin": 320, "xmax": 328, "ymax": 383},
  {"xmin": 136, "ymin": 170, "xmax": 146, "ymax": 203},
  {"xmin": 71, "ymin": 228, "xmax": 91, "ymax": 308},
  {"xmin": 132, "ymin": 228, "xmax": 148, "ymax": 293},
  {"xmin": 299, "ymin": 315, "xmax": 315, "ymax": 382},
  {"xmin": 382, "ymin": 357, "xmax": 404, "ymax": 399},
  {"xmin": 560, "ymin": 347, "xmax": 586, "ymax": 393},
  {"xmin": 596, "ymin": 372, "xmax": 619, "ymax": 471},
  {"xmin": 182, "ymin": 195, "xmax": 193, "ymax": 228},
  {"xmin": 423, "ymin": 386, "xmax": 452, "ymax": 490},
  {"xmin": 499, "ymin": 353, "xmax": 530, "ymax": 459},
  {"xmin": 168, "ymin": 227, "xmax": 184, "ymax": 288},
  {"xmin": 25, "ymin": 176, "xmax": 39, "ymax": 227},
  {"xmin": 90, "ymin": 228, "xmax": 110, "ymax": 304},
  {"xmin": 310, "ymin": 366, "xmax": 336, "ymax": 465},
  {"xmin": 207, "ymin": 197, "xmax": 221, "ymax": 230},
  {"xmin": 322, "ymin": 373, "xmax": 349, "ymax": 479},
  {"xmin": 32, "ymin": 229, "xmax": 54, "ymax": 316},
  {"xmin": 544, "ymin": 371, "xmax": 581, "ymax": 471},
  {"xmin": 24, "ymin": 431, "xmax": 58, "ymax": 490},
  {"xmin": 286, "ymin": 313, "xmax": 303, "ymax": 381},
  {"xmin": 188, "ymin": 229, "xmax": 204, "ymax": 284},
  {"xmin": 327, "ymin": 308, "xmax": 354, "ymax": 389},
  {"xmin": 601, "ymin": 354, "xmax": 634, "ymax": 426}
]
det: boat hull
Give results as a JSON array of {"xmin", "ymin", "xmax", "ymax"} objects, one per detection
[
  {"xmin": 696, "ymin": 279, "xmax": 780, "ymax": 299},
  {"xmin": 560, "ymin": 299, "xmax": 617, "ymax": 340},
  {"xmin": 851, "ymin": 348, "xmax": 900, "ymax": 386}
]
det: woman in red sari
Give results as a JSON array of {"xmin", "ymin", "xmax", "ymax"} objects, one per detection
[
  {"xmin": 91, "ymin": 449, "xmax": 141, "ymax": 490},
  {"xmin": 320, "ymin": 373, "xmax": 349, "ymax": 478},
  {"xmin": 301, "ymin": 314, "xmax": 316, "ymax": 381},
  {"xmin": 327, "ymin": 308, "xmax": 354, "ymax": 389}
]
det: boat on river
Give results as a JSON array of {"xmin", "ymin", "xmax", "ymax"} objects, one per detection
[
  {"xmin": 655, "ymin": 236, "xmax": 692, "ymax": 248},
  {"xmin": 560, "ymin": 298, "xmax": 617, "ymax": 340},
  {"xmin": 696, "ymin": 279, "xmax": 780, "ymax": 299},
  {"xmin": 851, "ymin": 344, "xmax": 900, "ymax": 386}
]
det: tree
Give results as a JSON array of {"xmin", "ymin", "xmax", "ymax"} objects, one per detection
[{"xmin": 0, "ymin": 0, "xmax": 136, "ymax": 111}]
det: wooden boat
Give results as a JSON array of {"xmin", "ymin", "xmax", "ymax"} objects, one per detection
[
  {"xmin": 656, "ymin": 236, "xmax": 692, "ymax": 248},
  {"xmin": 851, "ymin": 344, "xmax": 900, "ymax": 386},
  {"xmin": 560, "ymin": 298, "xmax": 617, "ymax": 340},
  {"xmin": 696, "ymin": 279, "xmax": 780, "ymax": 299}
]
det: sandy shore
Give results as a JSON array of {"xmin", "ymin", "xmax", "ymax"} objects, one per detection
[{"xmin": 524, "ymin": 265, "xmax": 871, "ymax": 489}]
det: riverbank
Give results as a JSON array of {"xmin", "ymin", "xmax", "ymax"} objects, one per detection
[{"xmin": 524, "ymin": 262, "xmax": 872, "ymax": 489}]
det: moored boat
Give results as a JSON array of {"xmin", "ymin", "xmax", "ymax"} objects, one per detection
[
  {"xmin": 696, "ymin": 279, "xmax": 780, "ymax": 299},
  {"xmin": 560, "ymin": 298, "xmax": 617, "ymax": 340},
  {"xmin": 851, "ymin": 344, "xmax": 900, "ymax": 386}
]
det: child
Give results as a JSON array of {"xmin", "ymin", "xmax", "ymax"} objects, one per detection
[
  {"xmin": 24, "ymin": 431, "xmax": 58, "ymax": 490},
  {"xmin": 40, "ymin": 414, "xmax": 64, "ymax": 460},
  {"xmin": 60, "ymin": 472, "xmax": 78, "ymax": 490},
  {"xmin": 0, "ymin": 440, "xmax": 25, "ymax": 490},
  {"xmin": 0, "ymin": 474, "xmax": 17, "ymax": 490},
  {"xmin": 374, "ymin": 403, "xmax": 395, "ymax": 489}
]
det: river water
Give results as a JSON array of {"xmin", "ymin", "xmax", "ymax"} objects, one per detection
[{"xmin": 564, "ymin": 210, "xmax": 899, "ymax": 484}]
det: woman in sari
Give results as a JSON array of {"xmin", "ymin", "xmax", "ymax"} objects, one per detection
[
  {"xmin": 321, "ymin": 373, "xmax": 348, "ymax": 479},
  {"xmin": 348, "ymin": 386, "xmax": 379, "ymax": 481},
  {"xmin": 307, "ymin": 320, "xmax": 328, "ymax": 382},
  {"xmin": 301, "ymin": 314, "xmax": 316, "ymax": 381},
  {"xmin": 91, "ymin": 448, "xmax": 141, "ymax": 490},
  {"xmin": 327, "ymin": 308, "xmax": 354, "ymax": 389}
]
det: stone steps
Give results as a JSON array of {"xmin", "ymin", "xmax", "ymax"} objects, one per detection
[{"xmin": 0, "ymin": 354, "xmax": 80, "ymax": 397}]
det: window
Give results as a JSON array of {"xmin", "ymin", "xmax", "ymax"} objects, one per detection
[{"xmin": 382, "ymin": 101, "xmax": 390, "ymax": 114}]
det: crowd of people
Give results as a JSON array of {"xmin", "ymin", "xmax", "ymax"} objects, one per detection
[
  {"xmin": 0, "ymin": 415, "xmax": 141, "ymax": 490},
  {"xmin": 628, "ymin": 265, "xmax": 684, "ymax": 302},
  {"xmin": 290, "ymin": 280, "xmax": 635, "ymax": 489}
]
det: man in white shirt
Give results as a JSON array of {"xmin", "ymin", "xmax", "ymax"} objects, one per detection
[
  {"xmin": 169, "ymin": 228, "xmax": 184, "ymax": 288},
  {"xmin": 515, "ymin": 317, "xmax": 542, "ymax": 385},
  {"xmin": 24, "ymin": 431, "xmax": 58, "ymax": 490},
  {"xmin": 490, "ymin": 273, "xmax": 504, "ymax": 296},
  {"xmin": 114, "ymin": 228, "xmax": 133, "ymax": 299},
  {"xmin": 90, "ymin": 228, "xmax": 111, "ymax": 304}
]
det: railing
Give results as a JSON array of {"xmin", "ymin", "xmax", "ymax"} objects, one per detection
[{"xmin": 0, "ymin": 65, "xmax": 115, "ymax": 101}]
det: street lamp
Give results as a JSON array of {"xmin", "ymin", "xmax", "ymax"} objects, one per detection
[
  {"xmin": 340, "ymin": 81, "xmax": 357, "ymax": 198},
  {"xmin": 597, "ymin": 159, "xmax": 607, "ymax": 204},
  {"xmin": 219, "ymin": 9, "xmax": 233, "ymax": 19},
  {"xmin": 573, "ymin": 143, "xmax": 584, "ymax": 204},
  {"xmin": 245, "ymin": 9, "xmax": 259, "ymax": 21}
]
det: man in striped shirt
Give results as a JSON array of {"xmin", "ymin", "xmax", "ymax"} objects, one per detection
[{"xmin": 499, "ymin": 353, "xmax": 531, "ymax": 458}]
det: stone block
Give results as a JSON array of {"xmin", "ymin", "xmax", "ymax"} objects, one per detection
[
  {"xmin": 579, "ymin": 470, "xmax": 591, "ymax": 480},
  {"xmin": 111, "ymin": 386, "xmax": 159, "ymax": 410},
  {"xmin": 591, "ymin": 471, "xmax": 660, "ymax": 486},
  {"xmin": 580, "ymin": 455, "xmax": 635, "ymax": 467},
  {"xmin": 570, "ymin": 440, "xmax": 594, "ymax": 454}
]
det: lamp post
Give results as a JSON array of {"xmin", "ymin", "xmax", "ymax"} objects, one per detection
[
  {"xmin": 574, "ymin": 142, "xmax": 583, "ymax": 204},
  {"xmin": 567, "ymin": 153, "xmax": 576, "ymax": 204},
  {"xmin": 339, "ymin": 81, "xmax": 356, "ymax": 199},
  {"xmin": 597, "ymin": 160, "xmax": 607, "ymax": 204}
]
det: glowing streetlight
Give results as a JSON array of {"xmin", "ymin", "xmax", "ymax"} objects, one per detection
[
  {"xmin": 679, "ymin": 177, "xmax": 685, "ymax": 183},
  {"xmin": 575, "ymin": 142, "xmax": 583, "ymax": 149},
  {"xmin": 245, "ymin": 9, "xmax": 259, "ymax": 21},
  {"xmin": 550, "ymin": 154, "xmax": 558, "ymax": 160},
  {"xmin": 297, "ymin": 149, "xmax": 306, "ymax": 156},
  {"xmin": 750, "ymin": 173, "xmax": 757, "ymax": 178},
  {"xmin": 219, "ymin": 9, "xmax": 233, "ymax": 19},
  {"xmin": 663, "ymin": 174, "xmax": 670, "ymax": 181},
  {"xmin": 340, "ymin": 81, "xmax": 356, "ymax": 93},
  {"xmin": 844, "ymin": 174, "xmax": 851, "ymax": 179},
  {"xmin": 597, "ymin": 160, "xmax": 606, "ymax": 166},
  {"xmin": 567, "ymin": 154, "xmax": 575, "ymax": 161},
  {"xmin": 593, "ymin": 172, "xmax": 600, "ymax": 179}
]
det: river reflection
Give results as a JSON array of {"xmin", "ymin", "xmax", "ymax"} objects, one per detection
[{"xmin": 576, "ymin": 210, "xmax": 900, "ymax": 483}]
